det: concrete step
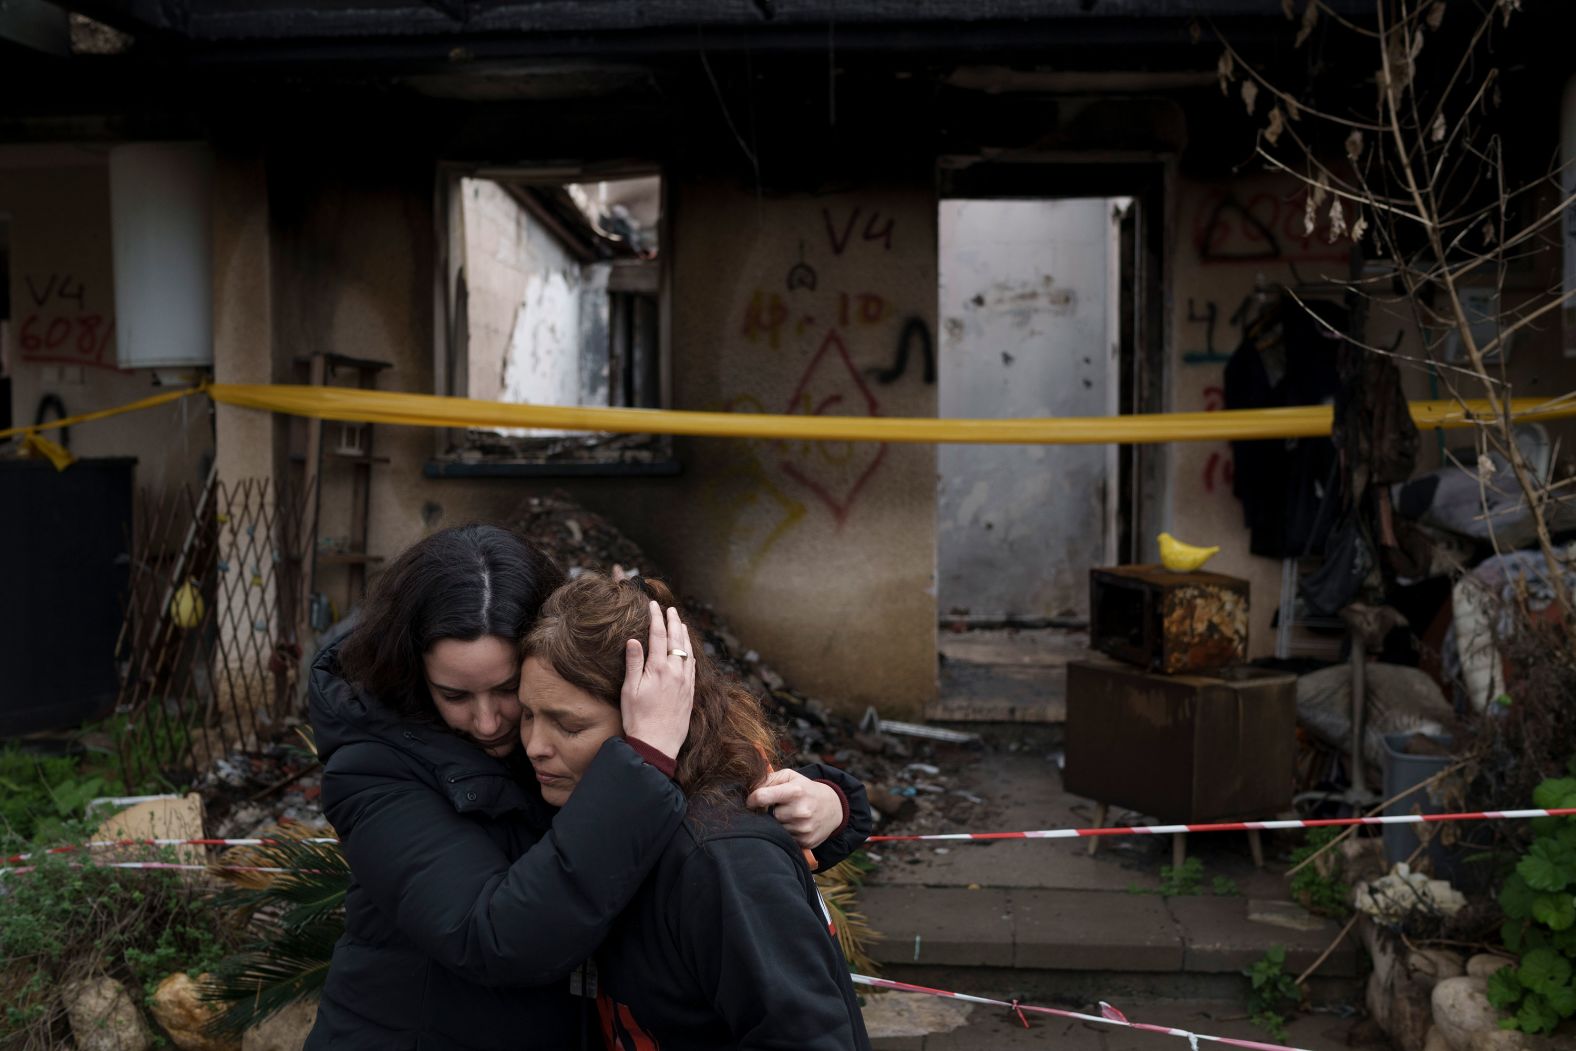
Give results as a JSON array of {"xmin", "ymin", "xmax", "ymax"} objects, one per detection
[
  {"xmin": 928, "ymin": 660, "xmax": 1067, "ymax": 722},
  {"xmin": 858, "ymin": 885, "xmax": 1362, "ymax": 1003},
  {"xmin": 928, "ymin": 628, "xmax": 1088, "ymax": 722},
  {"xmin": 865, "ymin": 992, "xmax": 1381, "ymax": 1051}
]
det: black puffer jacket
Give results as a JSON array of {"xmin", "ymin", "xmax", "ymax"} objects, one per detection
[
  {"xmin": 304, "ymin": 645, "xmax": 870, "ymax": 1051},
  {"xmin": 595, "ymin": 798, "xmax": 873, "ymax": 1051}
]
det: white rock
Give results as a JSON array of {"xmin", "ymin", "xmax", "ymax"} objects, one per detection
[
  {"xmin": 1357, "ymin": 864, "xmax": 1468, "ymax": 921},
  {"xmin": 1411, "ymin": 948, "xmax": 1467, "ymax": 985},
  {"xmin": 1433, "ymin": 977, "xmax": 1522, "ymax": 1051},
  {"xmin": 241, "ymin": 999, "xmax": 318, "ymax": 1051},
  {"xmin": 860, "ymin": 990, "xmax": 972, "ymax": 1039},
  {"xmin": 1467, "ymin": 955, "xmax": 1515, "ymax": 979},
  {"xmin": 66, "ymin": 977, "xmax": 153, "ymax": 1051},
  {"xmin": 1467, "ymin": 1029, "xmax": 1532, "ymax": 1051}
]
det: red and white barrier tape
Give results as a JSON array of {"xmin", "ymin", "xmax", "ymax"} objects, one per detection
[
  {"xmin": 1, "ymin": 861, "xmax": 298, "ymax": 877},
  {"xmin": 853, "ymin": 974, "xmax": 1310, "ymax": 1051},
  {"xmin": 3, "ymin": 836, "xmax": 338, "ymax": 865},
  {"xmin": 5, "ymin": 806, "xmax": 1575, "ymax": 866},
  {"xmin": 867, "ymin": 807, "xmax": 1576, "ymax": 843}
]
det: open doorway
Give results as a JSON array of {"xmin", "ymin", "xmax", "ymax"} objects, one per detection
[{"xmin": 933, "ymin": 196, "xmax": 1134, "ymax": 720}]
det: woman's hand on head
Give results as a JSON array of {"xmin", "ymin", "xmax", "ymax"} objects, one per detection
[
  {"xmin": 747, "ymin": 769, "xmax": 845, "ymax": 850},
  {"xmin": 619, "ymin": 601, "xmax": 695, "ymax": 761}
]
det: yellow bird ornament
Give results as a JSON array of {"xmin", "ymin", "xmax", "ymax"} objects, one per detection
[{"xmin": 1158, "ymin": 533, "xmax": 1220, "ymax": 573}]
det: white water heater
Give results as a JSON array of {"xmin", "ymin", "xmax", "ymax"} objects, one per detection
[{"xmin": 109, "ymin": 142, "xmax": 215, "ymax": 369}]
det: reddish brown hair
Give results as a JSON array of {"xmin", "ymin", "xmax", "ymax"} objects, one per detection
[{"xmin": 521, "ymin": 573, "xmax": 777, "ymax": 805}]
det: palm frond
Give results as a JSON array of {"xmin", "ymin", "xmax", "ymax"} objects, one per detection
[
  {"xmin": 199, "ymin": 824, "xmax": 350, "ymax": 1037},
  {"xmin": 199, "ymin": 922, "xmax": 341, "ymax": 1036},
  {"xmin": 816, "ymin": 860, "xmax": 878, "ymax": 974},
  {"xmin": 213, "ymin": 833, "xmax": 349, "ymax": 931}
]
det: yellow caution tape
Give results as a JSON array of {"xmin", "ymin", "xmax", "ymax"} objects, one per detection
[
  {"xmin": 4, "ymin": 380, "xmax": 1573, "ymax": 448},
  {"xmin": 206, "ymin": 383, "xmax": 1575, "ymax": 445},
  {"xmin": 0, "ymin": 385, "xmax": 205, "ymax": 443},
  {"xmin": 20, "ymin": 432, "xmax": 77, "ymax": 471}
]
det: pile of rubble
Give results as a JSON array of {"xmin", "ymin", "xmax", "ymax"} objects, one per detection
[{"xmin": 198, "ymin": 739, "xmax": 326, "ymax": 841}]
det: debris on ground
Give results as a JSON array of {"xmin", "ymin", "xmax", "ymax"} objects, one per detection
[
  {"xmin": 1354, "ymin": 863, "xmax": 1468, "ymax": 921},
  {"xmin": 197, "ymin": 739, "xmax": 325, "ymax": 841}
]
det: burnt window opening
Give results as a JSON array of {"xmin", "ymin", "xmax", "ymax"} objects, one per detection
[{"xmin": 434, "ymin": 170, "xmax": 670, "ymax": 473}]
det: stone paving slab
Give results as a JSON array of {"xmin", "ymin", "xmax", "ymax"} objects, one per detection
[
  {"xmin": 874, "ymin": 839, "xmax": 1168, "ymax": 892},
  {"xmin": 1167, "ymin": 895, "xmax": 1358, "ymax": 977},
  {"xmin": 1012, "ymin": 890, "xmax": 1184, "ymax": 971},
  {"xmin": 868, "ymin": 997, "xmax": 1381, "ymax": 1051},
  {"xmin": 860, "ymin": 887, "xmax": 1353, "ymax": 978},
  {"xmin": 864, "ymin": 886, "xmax": 1016, "ymax": 968}
]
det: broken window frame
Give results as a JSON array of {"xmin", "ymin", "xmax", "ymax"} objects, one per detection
[{"xmin": 428, "ymin": 161, "xmax": 674, "ymax": 477}]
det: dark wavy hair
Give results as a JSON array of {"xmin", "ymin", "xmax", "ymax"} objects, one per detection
[
  {"xmin": 522, "ymin": 573, "xmax": 778, "ymax": 806},
  {"xmin": 339, "ymin": 524, "xmax": 564, "ymax": 720}
]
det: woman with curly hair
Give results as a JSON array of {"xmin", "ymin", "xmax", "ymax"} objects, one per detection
[{"xmin": 520, "ymin": 572, "xmax": 872, "ymax": 1051}]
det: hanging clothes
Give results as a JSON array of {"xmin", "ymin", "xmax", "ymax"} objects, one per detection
[{"xmin": 1224, "ymin": 296, "xmax": 1344, "ymax": 558}]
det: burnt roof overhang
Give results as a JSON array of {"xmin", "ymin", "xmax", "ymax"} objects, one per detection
[{"xmin": 63, "ymin": 0, "xmax": 1385, "ymax": 60}]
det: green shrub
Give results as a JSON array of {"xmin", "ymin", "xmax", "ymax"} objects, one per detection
[
  {"xmin": 1245, "ymin": 944, "xmax": 1300, "ymax": 1039},
  {"xmin": 0, "ymin": 837, "xmax": 236, "ymax": 1050},
  {"xmin": 1288, "ymin": 828, "xmax": 1353, "ymax": 919},
  {"xmin": 1490, "ymin": 772, "xmax": 1576, "ymax": 1034}
]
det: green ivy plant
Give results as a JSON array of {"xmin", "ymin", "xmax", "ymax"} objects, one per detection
[
  {"xmin": 1127, "ymin": 857, "xmax": 1241, "ymax": 898},
  {"xmin": 1245, "ymin": 944, "xmax": 1300, "ymax": 1039},
  {"xmin": 1489, "ymin": 773, "xmax": 1576, "ymax": 1034},
  {"xmin": 1288, "ymin": 828, "xmax": 1353, "ymax": 919}
]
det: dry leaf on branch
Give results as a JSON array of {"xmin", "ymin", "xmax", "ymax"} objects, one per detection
[
  {"xmin": 1383, "ymin": 26, "xmax": 1416, "ymax": 92},
  {"xmin": 1499, "ymin": 0, "xmax": 1521, "ymax": 26},
  {"xmin": 1286, "ymin": 96, "xmax": 1300, "ymax": 121},
  {"xmin": 1295, "ymin": 0, "xmax": 1318, "ymax": 47},
  {"xmin": 1350, "ymin": 213, "xmax": 1368, "ymax": 244},
  {"xmin": 1242, "ymin": 80, "xmax": 1260, "ymax": 116},
  {"xmin": 1328, "ymin": 198, "xmax": 1347, "ymax": 243},
  {"xmin": 1346, "ymin": 129, "xmax": 1364, "ymax": 161},
  {"xmin": 1426, "ymin": 1, "xmax": 1446, "ymax": 29},
  {"xmin": 1481, "ymin": 220, "xmax": 1498, "ymax": 246},
  {"xmin": 1217, "ymin": 49, "xmax": 1235, "ymax": 95},
  {"xmin": 1265, "ymin": 106, "xmax": 1285, "ymax": 145},
  {"xmin": 1305, "ymin": 172, "xmax": 1330, "ymax": 239},
  {"xmin": 1432, "ymin": 112, "xmax": 1447, "ymax": 142}
]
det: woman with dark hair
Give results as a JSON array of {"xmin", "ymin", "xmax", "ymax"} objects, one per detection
[
  {"xmin": 305, "ymin": 525, "xmax": 867, "ymax": 1051},
  {"xmin": 520, "ymin": 573, "xmax": 873, "ymax": 1051}
]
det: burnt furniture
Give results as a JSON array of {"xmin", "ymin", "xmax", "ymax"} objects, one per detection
[
  {"xmin": 1090, "ymin": 565, "xmax": 1249, "ymax": 674},
  {"xmin": 1064, "ymin": 656, "xmax": 1296, "ymax": 867}
]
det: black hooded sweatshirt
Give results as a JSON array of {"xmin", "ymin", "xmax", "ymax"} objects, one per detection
[{"xmin": 304, "ymin": 644, "xmax": 870, "ymax": 1051}]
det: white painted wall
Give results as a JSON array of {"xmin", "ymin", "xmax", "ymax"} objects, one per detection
[
  {"xmin": 460, "ymin": 178, "xmax": 594, "ymax": 434},
  {"xmin": 937, "ymin": 198, "xmax": 1119, "ymax": 621}
]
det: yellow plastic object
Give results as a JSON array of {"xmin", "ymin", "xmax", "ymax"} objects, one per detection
[
  {"xmin": 170, "ymin": 581, "xmax": 205, "ymax": 629},
  {"xmin": 21, "ymin": 432, "xmax": 76, "ymax": 471},
  {"xmin": 1158, "ymin": 533, "xmax": 1221, "ymax": 573}
]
